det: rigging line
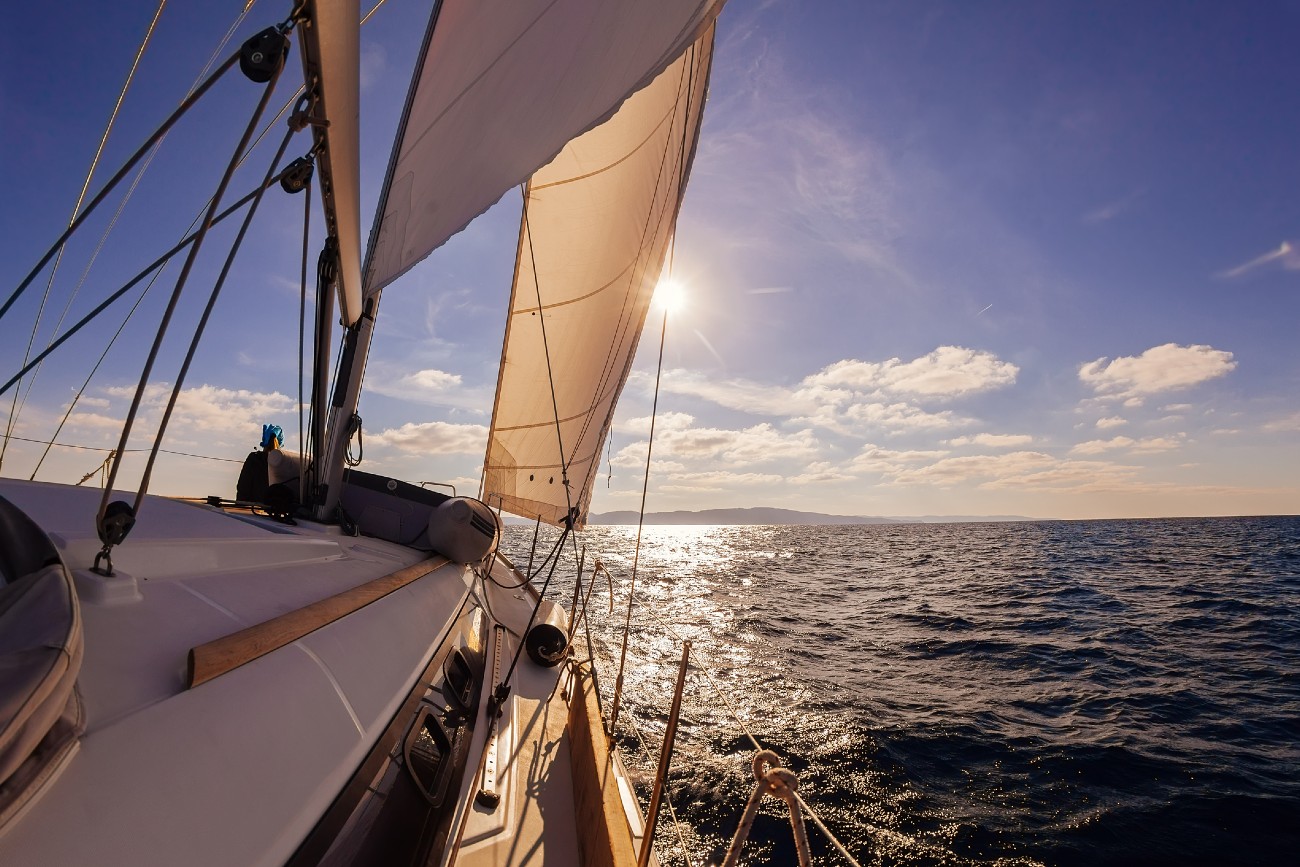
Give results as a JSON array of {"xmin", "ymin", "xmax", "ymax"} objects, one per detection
[
  {"xmin": 520, "ymin": 186, "xmax": 578, "ymax": 526},
  {"xmin": 567, "ymin": 50, "xmax": 699, "ymax": 469},
  {"xmin": 608, "ymin": 303, "xmax": 670, "ymax": 735},
  {"xmin": 0, "ymin": 0, "xmax": 169, "ymax": 471},
  {"xmin": 14, "ymin": 7, "xmax": 294, "ymax": 462},
  {"xmin": 620, "ymin": 600, "xmax": 868, "ymax": 867},
  {"xmin": 15, "ymin": 89, "xmax": 303, "ymax": 477},
  {"xmin": 5, "ymin": 435, "xmax": 241, "ymax": 464},
  {"xmin": 98, "ymin": 47, "xmax": 288, "ymax": 530},
  {"xmin": 611, "ymin": 695, "xmax": 698, "ymax": 867},
  {"xmin": 0, "ymin": 167, "xmax": 298, "ymax": 400},
  {"xmin": 0, "ymin": 50, "xmax": 240, "ymax": 324},
  {"xmin": 30, "ymin": 265, "xmax": 161, "ymax": 481},
  {"xmin": 134, "ymin": 113, "xmax": 297, "ymax": 512}
]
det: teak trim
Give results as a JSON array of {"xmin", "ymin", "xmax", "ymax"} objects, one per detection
[{"xmin": 186, "ymin": 556, "xmax": 450, "ymax": 688}]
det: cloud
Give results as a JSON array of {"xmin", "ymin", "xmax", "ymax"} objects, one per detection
[
  {"xmin": 838, "ymin": 401, "xmax": 970, "ymax": 432},
  {"xmin": 1217, "ymin": 241, "xmax": 1300, "ymax": 278},
  {"xmin": 1070, "ymin": 435, "xmax": 1185, "ymax": 455},
  {"xmin": 99, "ymin": 383, "xmax": 298, "ymax": 449},
  {"xmin": 662, "ymin": 470, "xmax": 784, "ymax": 489},
  {"xmin": 366, "ymin": 367, "xmax": 484, "ymax": 408},
  {"xmin": 612, "ymin": 423, "xmax": 819, "ymax": 467},
  {"xmin": 885, "ymin": 451, "xmax": 1058, "ymax": 486},
  {"xmin": 1082, "ymin": 189, "xmax": 1145, "ymax": 224},
  {"xmin": 368, "ymin": 421, "xmax": 488, "ymax": 455},
  {"xmin": 617, "ymin": 412, "xmax": 695, "ymax": 436},
  {"xmin": 1095, "ymin": 416, "xmax": 1127, "ymax": 429},
  {"xmin": 805, "ymin": 346, "xmax": 1018, "ymax": 398},
  {"xmin": 1079, "ymin": 343, "xmax": 1236, "ymax": 400},
  {"xmin": 948, "ymin": 433, "xmax": 1033, "ymax": 447},
  {"xmin": 788, "ymin": 462, "xmax": 854, "ymax": 485},
  {"xmin": 1263, "ymin": 413, "xmax": 1300, "ymax": 433},
  {"xmin": 642, "ymin": 346, "xmax": 1011, "ymax": 436},
  {"xmin": 850, "ymin": 444, "xmax": 949, "ymax": 474}
]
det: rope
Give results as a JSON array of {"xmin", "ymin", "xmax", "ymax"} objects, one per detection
[
  {"xmin": 0, "ymin": 50, "xmax": 240, "ymax": 325},
  {"xmin": 613, "ymin": 587, "xmax": 868, "ymax": 866},
  {"xmin": 519, "ymin": 186, "xmax": 578, "ymax": 529},
  {"xmin": 3, "ymin": 434, "xmax": 241, "ymax": 465},
  {"xmin": 608, "ymin": 302, "xmax": 670, "ymax": 734},
  {"xmin": 97, "ymin": 36, "xmax": 287, "ymax": 536},
  {"xmin": 0, "ymin": 166, "xmax": 299, "ymax": 401},
  {"xmin": 721, "ymin": 750, "xmax": 812, "ymax": 867},
  {"xmin": 610, "ymin": 686, "xmax": 697, "ymax": 867},
  {"xmin": 0, "ymin": 0, "xmax": 169, "ymax": 472},
  {"xmin": 133, "ymin": 111, "xmax": 298, "ymax": 514}
]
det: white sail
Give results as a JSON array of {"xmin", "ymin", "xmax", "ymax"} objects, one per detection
[
  {"xmin": 482, "ymin": 28, "xmax": 715, "ymax": 527},
  {"xmin": 363, "ymin": 0, "xmax": 725, "ymax": 295}
]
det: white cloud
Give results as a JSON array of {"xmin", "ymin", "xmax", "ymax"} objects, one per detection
[
  {"xmin": 839, "ymin": 402, "xmax": 970, "ymax": 432},
  {"xmin": 97, "ymin": 383, "xmax": 298, "ymax": 449},
  {"xmin": 885, "ymin": 451, "xmax": 1058, "ymax": 486},
  {"xmin": 788, "ymin": 462, "xmax": 854, "ymax": 485},
  {"xmin": 1095, "ymin": 416, "xmax": 1127, "ymax": 429},
  {"xmin": 1079, "ymin": 343, "xmax": 1236, "ymax": 399},
  {"xmin": 804, "ymin": 346, "xmax": 1018, "ymax": 398},
  {"xmin": 366, "ymin": 367, "xmax": 478, "ymax": 407},
  {"xmin": 1217, "ymin": 241, "xmax": 1300, "ymax": 278},
  {"xmin": 850, "ymin": 444, "xmax": 949, "ymax": 474},
  {"xmin": 617, "ymin": 412, "xmax": 695, "ymax": 436},
  {"xmin": 948, "ymin": 433, "xmax": 1033, "ymax": 447},
  {"xmin": 1263, "ymin": 413, "xmax": 1300, "ymax": 433},
  {"xmin": 1070, "ymin": 435, "xmax": 1184, "ymax": 455},
  {"xmin": 368, "ymin": 421, "xmax": 488, "ymax": 455}
]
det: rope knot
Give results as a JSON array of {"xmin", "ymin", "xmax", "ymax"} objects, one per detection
[
  {"xmin": 752, "ymin": 749, "xmax": 798, "ymax": 800},
  {"xmin": 724, "ymin": 750, "xmax": 812, "ymax": 867}
]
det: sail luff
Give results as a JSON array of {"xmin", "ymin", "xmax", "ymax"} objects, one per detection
[
  {"xmin": 364, "ymin": 0, "xmax": 726, "ymax": 295},
  {"xmin": 483, "ymin": 27, "xmax": 717, "ymax": 528}
]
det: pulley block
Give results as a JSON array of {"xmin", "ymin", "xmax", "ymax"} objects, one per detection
[
  {"xmin": 280, "ymin": 157, "xmax": 315, "ymax": 194},
  {"xmin": 97, "ymin": 500, "xmax": 136, "ymax": 546},
  {"xmin": 240, "ymin": 27, "xmax": 289, "ymax": 83}
]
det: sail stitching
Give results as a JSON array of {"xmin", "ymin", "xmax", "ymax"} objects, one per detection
[
  {"xmin": 530, "ymin": 101, "xmax": 678, "ymax": 191},
  {"xmin": 569, "ymin": 44, "xmax": 707, "ymax": 494}
]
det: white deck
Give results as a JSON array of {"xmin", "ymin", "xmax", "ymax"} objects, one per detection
[{"xmin": 0, "ymin": 479, "xmax": 472, "ymax": 866}]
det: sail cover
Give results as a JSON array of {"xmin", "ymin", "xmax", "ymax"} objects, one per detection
[
  {"xmin": 482, "ymin": 28, "xmax": 715, "ymax": 527},
  {"xmin": 363, "ymin": 0, "xmax": 726, "ymax": 294}
]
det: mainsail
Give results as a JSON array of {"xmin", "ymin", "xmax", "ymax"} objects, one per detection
[
  {"xmin": 482, "ymin": 28, "xmax": 716, "ymax": 527},
  {"xmin": 363, "ymin": 0, "xmax": 725, "ymax": 295}
]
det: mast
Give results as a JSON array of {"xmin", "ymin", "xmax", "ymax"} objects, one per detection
[{"xmin": 314, "ymin": 0, "xmax": 446, "ymax": 520}]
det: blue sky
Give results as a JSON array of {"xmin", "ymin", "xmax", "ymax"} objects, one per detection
[{"xmin": 2, "ymin": 0, "xmax": 1297, "ymax": 519}]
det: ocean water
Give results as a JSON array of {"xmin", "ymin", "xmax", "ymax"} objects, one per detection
[{"xmin": 501, "ymin": 517, "xmax": 1300, "ymax": 866}]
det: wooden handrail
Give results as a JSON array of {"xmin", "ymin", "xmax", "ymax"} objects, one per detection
[{"xmin": 186, "ymin": 556, "xmax": 450, "ymax": 688}]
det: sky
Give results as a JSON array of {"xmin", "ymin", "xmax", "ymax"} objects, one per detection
[{"xmin": 2, "ymin": 0, "xmax": 1298, "ymax": 520}]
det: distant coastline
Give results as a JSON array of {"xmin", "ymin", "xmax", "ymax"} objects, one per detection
[{"xmin": 585, "ymin": 507, "xmax": 1039, "ymax": 526}]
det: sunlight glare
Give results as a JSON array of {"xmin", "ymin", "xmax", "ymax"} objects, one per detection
[{"xmin": 654, "ymin": 278, "xmax": 687, "ymax": 315}]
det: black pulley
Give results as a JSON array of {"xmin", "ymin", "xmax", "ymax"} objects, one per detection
[
  {"xmin": 240, "ymin": 27, "xmax": 288, "ymax": 83},
  {"xmin": 280, "ymin": 157, "xmax": 314, "ymax": 194},
  {"xmin": 97, "ymin": 500, "xmax": 136, "ymax": 546}
]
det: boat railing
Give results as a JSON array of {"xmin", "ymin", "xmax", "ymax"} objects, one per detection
[{"xmin": 554, "ymin": 552, "xmax": 867, "ymax": 867}]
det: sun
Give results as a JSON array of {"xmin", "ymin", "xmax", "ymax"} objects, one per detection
[{"xmin": 653, "ymin": 278, "xmax": 687, "ymax": 315}]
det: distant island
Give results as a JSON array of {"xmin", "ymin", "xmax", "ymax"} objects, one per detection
[{"xmin": 586, "ymin": 507, "xmax": 1038, "ymax": 526}]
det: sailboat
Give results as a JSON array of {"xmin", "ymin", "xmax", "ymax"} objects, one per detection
[{"xmin": 0, "ymin": 0, "xmax": 728, "ymax": 863}]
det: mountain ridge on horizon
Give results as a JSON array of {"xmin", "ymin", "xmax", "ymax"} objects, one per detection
[{"xmin": 585, "ymin": 507, "xmax": 1040, "ymax": 526}]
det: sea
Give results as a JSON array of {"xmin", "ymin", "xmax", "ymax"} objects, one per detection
[{"xmin": 502, "ymin": 517, "xmax": 1300, "ymax": 867}]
